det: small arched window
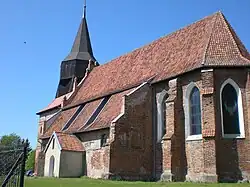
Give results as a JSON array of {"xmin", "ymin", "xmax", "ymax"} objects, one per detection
[
  {"xmin": 40, "ymin": 126, "xmax": 43, "ymax": 134},
  {"xmin": 220, "ymin": 79, "xmax": 245, "ymax": 138},
  {"xmin": 189, "ymin": 87, "xmax": 202, "ymax": 136},
  {"xmin": 101, "ymin": 134, "xmax": 108, "ymax": 147}
]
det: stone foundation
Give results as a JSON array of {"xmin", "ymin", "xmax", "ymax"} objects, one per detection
[
  {"xmin": 185, "ymin": 172, "xmax": 218, "ymax": 183},
  {"xmin": 160, "ymin": 170, "xmax": 173, "ymax": 182}
]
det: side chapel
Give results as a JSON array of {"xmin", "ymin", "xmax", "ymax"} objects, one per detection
[{"xmin": 35, "ymin": 5, "xmax": 250, "ymax": 182}]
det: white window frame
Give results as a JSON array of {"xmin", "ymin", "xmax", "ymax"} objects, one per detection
[
  {"xmin": 156, "ymin": 90, "xmax": 167, "ymax": 143},
  {"xmin": 184, "ymin": 82, "xmax": 202, "ymax": 141},
  {"xmin": 220, "ymin": 78, "xmax": 245, "ymax": 139}
]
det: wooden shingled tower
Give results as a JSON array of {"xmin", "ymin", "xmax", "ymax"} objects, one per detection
[{"xmin": 55, "ymin": 1, "xmax": 97, "ymax": 98}]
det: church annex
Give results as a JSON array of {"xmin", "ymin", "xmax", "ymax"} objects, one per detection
[{"xmin": 35, "ymin": 7, "xmax": 250, "ymax": 182}]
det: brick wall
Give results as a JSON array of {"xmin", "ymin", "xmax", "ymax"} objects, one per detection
[
  {"xmin": 158, "ymin": 68, "xmax": 250, "ymax": 182},
  {"xmin": 109, "ymin": 83, "xmax": 153, "ymax": 181},
  {"xmin": 76, "ymin": 129, "xmax": 110, "ymax": 179},
  {"xmin": 35, "ymin": 138, "xmax": 48, "ymax": 176},
  {"xmin": 214, "ymin": 68, "xmax": 250, "ymax": 182}
]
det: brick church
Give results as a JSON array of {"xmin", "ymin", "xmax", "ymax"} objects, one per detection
[{"xmin": 35, "ymin": 5, "xmax": 250, "ymax": 182}]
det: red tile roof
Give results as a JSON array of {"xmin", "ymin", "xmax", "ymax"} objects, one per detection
[
  {"xmin": 79, "ymin": 88, "xmax": 133, "ymax": 132},
  {"xmin": 41, "ymin": 87, "xmax": 134, "ymax": 138},
  {"xmin": 64, "ymin": 99, "xmax": 102, "ymax": 133},
  {"xmin": 67, "ymin": 12, "xmax": 250, "ymax": 108},
  {"xmin": 56, "ymin": 132, "xmax": 84, "ymax": 152},
  {"xmin": 40, "ymin": 12, "xmax": 250, "ymax": 139},
  {"xmin": 37, "ymin": 92, "xmax": 72, "ymax": 114},
  {"xmin": 41, "ymin": 107, "xmax": 78, "ymax": 139}
]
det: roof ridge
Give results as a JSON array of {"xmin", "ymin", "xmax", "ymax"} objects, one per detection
[
  {"xmin": 96, "ymin": 12, "xmax": 220, "ymax": 67},
  {"xmin": 202, "ymin": 12, "xmax": 219, "ymax": 65},
  {"xmin": 218, "ymin": 12, "xmax": 250, "ymax": 62}
]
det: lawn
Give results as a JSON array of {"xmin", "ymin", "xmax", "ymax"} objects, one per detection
[{"xmin": 24, "ymin": 177, "xmax": 250, "ymax": 187}]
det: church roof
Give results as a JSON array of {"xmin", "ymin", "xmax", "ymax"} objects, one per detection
[
  {"xmin": 41, "ymin": 88, "xmax": 134, "ymax": 139},
  {"xmin": 56, "ymin": 132, "xmax": 84, "ymax": 152},
  {"xmin": 37, "ymin": 92, "xmax": 72, "ymax": 114},
  {"xmin": 40, "ymin": 12, "xmax": 250, "ymax": 140},
  {"xmin": 63, "ymin": 16, "xmax": 96, "ymax": 62},
  {"xmin": 66, "ymin": 12, "xmax": 250, "ymax": 108},
  {"xmin": 41, "ymin": 107, "xmax": 78, "ymax": 138},
  {"xmin": 44, "ymin": 132, "xmax": 84, "ymax": 152}
]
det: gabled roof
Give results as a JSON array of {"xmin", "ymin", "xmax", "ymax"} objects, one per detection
[
  {"xmin": 56, "ymin": 132, "xmax": 84, "ymax": 152},
  {"xmin": 63, "ymin": 17, "xmax": 96, "ymax": 62},
  {"xmin": 45, "ymin": 132, "xmax": 84, "ymax": 152},
  {"xmin": 67, "ymin": 12, "xmax": 250, "ymax": 108}
]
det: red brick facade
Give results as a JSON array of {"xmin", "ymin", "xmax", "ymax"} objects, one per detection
[
  {"xmin": 156, "ymin": 68, "xmax": 250, "ymax": 182},
  {"xmin": 109, "ymin": 83, "xmax": 153, "ymax": 180},
  {"xmin": 35, "ymin": 11, "xmax": 250, "ymax": 182}
]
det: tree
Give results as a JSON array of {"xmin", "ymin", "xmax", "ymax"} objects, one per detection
[
  {"xmin": 0, "ymin": 133, "xmax": 22, "ymax": 147},
  {"xmin": 0, "ymin": 133, "xmax": 31, "ymax": 151},
  {"xmin": 25, "ymin": 150, "xmax": 35, "ymax": 171}
]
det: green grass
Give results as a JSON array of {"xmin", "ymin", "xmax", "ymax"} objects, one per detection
[{"xmin": 24, "ymin": 177, "xmax": 250, "ymax": 187}]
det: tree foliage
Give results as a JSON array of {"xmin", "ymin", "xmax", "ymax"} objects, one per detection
[
  {"xmin": 25, "ymin": 149, "xmax": 35, "ymax": 171},
  {"xmin": 0, "ymin": 133, "xmax": 32, "ymax": 152}
]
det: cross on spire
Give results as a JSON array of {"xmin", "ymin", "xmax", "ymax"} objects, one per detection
[{"xmin": 83, "ymin": 0, "xmax": 87, "ymax": 18}]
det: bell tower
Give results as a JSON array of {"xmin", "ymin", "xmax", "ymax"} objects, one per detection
[{"xmin": 55, "ymin": 1, "xmax": 98, "ymax": 98}]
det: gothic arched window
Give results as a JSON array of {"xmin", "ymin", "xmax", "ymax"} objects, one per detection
[
  {"xmin": 220, "ymin": 79, "xmax": 245, "ymax": 138},
  {"xmin": 189, "ymin": 87, "xmax": 202, "ymax": 135}
]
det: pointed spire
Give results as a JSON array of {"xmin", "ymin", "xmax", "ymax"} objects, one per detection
[{"xmin": 63, "ymin": 0, "xmax": 96, "ymax": 62}]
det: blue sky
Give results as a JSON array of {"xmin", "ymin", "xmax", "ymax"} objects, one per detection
[{"xmin": 0, "ymin": 0, "xmax": 249, "ymax": 148}]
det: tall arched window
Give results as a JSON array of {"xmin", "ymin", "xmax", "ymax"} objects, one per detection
[
  {"xmin": 220, "ymin": 79, "xmax": 245, "ymax": 138},
  {"xmin": 156, "ymin": 90, "xmax": 167, "ymax": 142},
  {"xmin": 189, "ymin": 87, "xmax": 202, "ymax": 135},
  {"xmin": 162, "ymin": 100, "xmax": 167, "ymax": 137}
]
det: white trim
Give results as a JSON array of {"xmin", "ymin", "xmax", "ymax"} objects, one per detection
[
  {"xmin": 156, "ymin": 89, "xmax": 168, "ymax": 143},
  {"xmin": 126, "ymin": 82, "xmax": 148, "ymax": 96},
  {"xmin": 112, "ymin": 113, "xmax": 124, "ymax": 124},
  {"xmin": 44, "ymin": 132, "xmax": 62, "ymax": 153},
  {"xmin": 201, "ymin": 69, "xmax": 213, "ymax": 73},
  {"xmin": 219, "ymin": 78, "xmax": 245, "ymax": 139},
  {"xmin": 186, "ymin": 134, "xmax": 202, "ymax": 141},
  {"xmin": 184, "ymin": 82, "xmax": 202, "ymax": 140}
]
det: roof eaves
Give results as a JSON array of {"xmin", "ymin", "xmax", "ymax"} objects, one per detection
[
  {"xmin": 75, "ymin": 126, "xmax": 109, "ymax": 134},
  {"xmin": 36, "ymin": 105, "xmax": 61, "ymax": 115}
]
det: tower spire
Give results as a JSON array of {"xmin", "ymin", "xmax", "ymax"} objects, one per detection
[
  {"xmin": 56, "ymin": 0, "xmax": 97, "ymax": 98},
  {"xmin": 83, "ymin": 0, "xmax": 87, "ymax": 18}
]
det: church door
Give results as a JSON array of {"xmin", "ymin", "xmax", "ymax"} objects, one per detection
[{"xmin": 49, "ymin": 155, "xmax": 55, "ymax": 177}]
